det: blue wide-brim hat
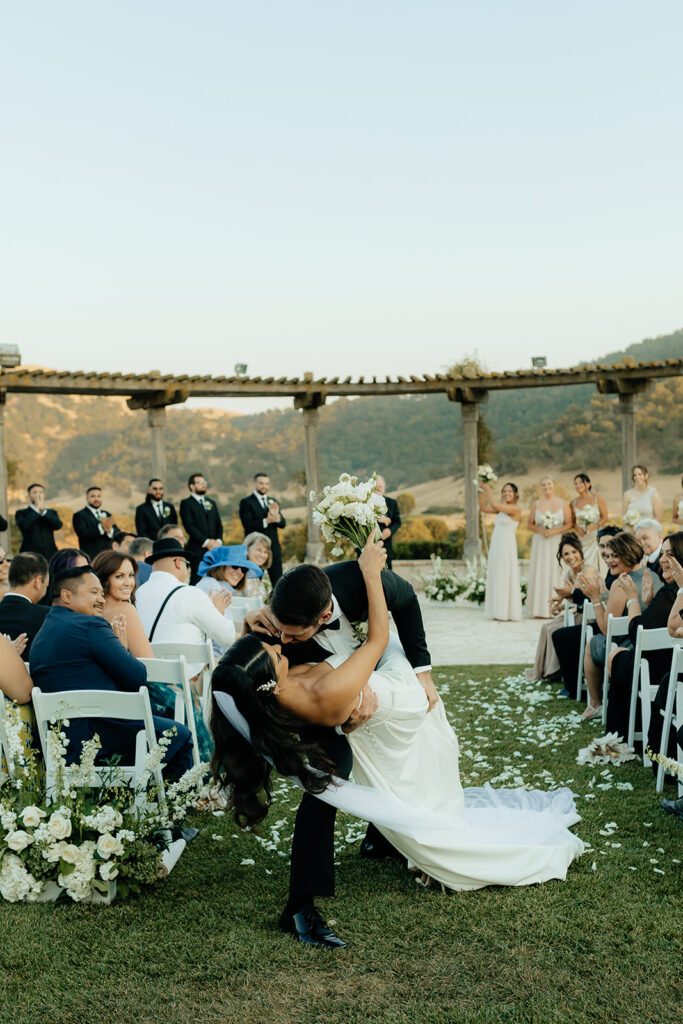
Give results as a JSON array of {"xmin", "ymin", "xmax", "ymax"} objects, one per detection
[{"xmin": 197, "ymin": 544, "xmax": 263, "ymax": 579}]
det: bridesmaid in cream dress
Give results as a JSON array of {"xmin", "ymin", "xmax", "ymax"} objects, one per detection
[
  {"xmin": 570, "ymin": 473, "xmax": 608, "ymax": 570},
  {"xmin": 622, "ymin": 464, "xmax": 664, "ymax": 528},
  {"xmin": 671, "ymin": 474, "xmax": 683, "ymax": 528},
  {"xmin": 525, "ymin": 477, "xmax": 572, "ymax": 618},
  {"xmin": 479, "ymin": 481, "xmax": 522, "ymax": 621}
]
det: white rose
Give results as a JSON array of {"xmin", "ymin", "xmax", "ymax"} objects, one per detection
[
  {"xmin": 96, "ymin": 833, "xmax": 118, "ymax": 860},
  {"xmin": 57, "ymin": 842, "xmax": 80, "ymax": 864},
  {"xmin": 326, "ymin": 501, "xmax": 344, "ymax": 520},
  {"xmin": 19, "ymin": 806, "xmax": 46, "ymax": 828},
  {"xmin": 5, "ymin": 829, "xmax": 33, "ymax": 852},
  {"xmin": 47, "ymin": 813, "xmax": 72, "ymax": 840},
  {"xmin": 99, "ymin": 861, "xmax": 119, "ymax": 881}
]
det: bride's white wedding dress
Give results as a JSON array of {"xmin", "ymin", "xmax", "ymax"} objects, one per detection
[{"xmin": 329, "ymin": 642, "xmax": 584, "ymax": 891}]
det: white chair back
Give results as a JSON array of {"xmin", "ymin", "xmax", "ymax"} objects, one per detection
[
  {"xmin": 31, "ymin": 686, "xmax": 164, "ymax": 803},
  {"xmin": 138, "ymin": 656, "xmax": 200, "ymax": 766},
  {"xmin": 656, "ymin": 643, "xmax": 683, "ymax": 790},
  {"xmin": 575, "ymin": 602, "xmax": 596, "ymax": 700},
  {"xmin": 150, "ymin": 640, "xmax": 216, "ymax": 725},
  {"xmin": 601, "ymin": 614, "xmax": 630, "ymax": 724},
  {"xmin": 627, "ymin": 626, "xmax": 678, "ymax": 750},
  {"xmin": 563, "ymin": 604, "xmax": 576, "ymax": 628},
  {"xmin": 0, "ymin": 696, "xmax": 15, "ymax": 783}
]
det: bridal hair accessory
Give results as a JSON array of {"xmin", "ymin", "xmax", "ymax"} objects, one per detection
[
  {"xmin": 256, "ymin": 680, "xmax": 277, "ymax": 694},
  {"xmin": 311, "ymin": 472, "xmax": 387, "ymax": 559}
]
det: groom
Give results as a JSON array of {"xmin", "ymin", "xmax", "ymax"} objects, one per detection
[{"xmin": 244, "ymin": 557, "xmax": 438, "ymax": 950}]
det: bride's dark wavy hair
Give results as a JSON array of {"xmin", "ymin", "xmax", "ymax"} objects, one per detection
[{"xmin": 209, "ymin": 633, "xmax": 334, "ymax": 828}]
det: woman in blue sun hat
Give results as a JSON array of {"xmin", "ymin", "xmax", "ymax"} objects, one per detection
[{"xmin": 195, "ymin": 545, "xmax": 263, "ymax": 658}]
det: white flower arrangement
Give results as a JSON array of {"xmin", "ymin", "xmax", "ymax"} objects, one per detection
[
  {"xmin": 576, "ymin": 733, "xmax": 637, "ymax": 766},
  {"xmin": 575, "ymin": 505, "xmax": 600, "ymax": 529},
  {"xmin": 645, "ymin": 747, "xmax": 683, "ymax": 780},
  {"xmin": 623, "ymin": 507, "xmax": 640, "ymax": 528},
  {"xmin": 311, "ymin": 472, "xmax": 387, "ymax": 558},
  {"xmin": 422, "ymin": 556, "xmax": 465, "ymax": 604},
  {"xmin": 0, "ymin": 702, "xmax": 210, "ymax": 904},
  {"xmin": 459, "ymin": 558, "xmax": 487, "ymax": 605}
]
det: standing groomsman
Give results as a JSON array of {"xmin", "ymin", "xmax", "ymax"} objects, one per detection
[
  {"xmin": 239, "ymin": 473, "xmax": 286, "ymax": 584},
  {"xmin": 179, "ymin": 472, "xmax": 223, "ymax": 581},
  {"xmin": 15, "ymin": 483, "xmax": 62, "ymax": 560},
  {"xmin": 374, "ymin": 475, "xmax": 401, "ymax": 570},
  {"xmin": 135, "ymin": 478, "xmax": 177, "ymax": 539},
  {"xmin": 72, "ymin": 487, "xmax": 118, "ymax": 560}
]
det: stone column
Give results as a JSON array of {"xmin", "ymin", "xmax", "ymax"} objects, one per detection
[
  {"xmin": 0, "ymin": 392, "xmax": 9, "ymax": 552},
  {"xmin": 295, "ymin": 388, "xmax": 326, "ymax": 563},
  {"xmin": 618, "ymin": 392, "xmax": 637, "ymax": 496},
  {"xmin": 147, "ymin": 406, "xmax": 168, "ymax": 484},
  {"xmin": 460, "ymin": 402, "xmax": 482, "ymax": 562}
]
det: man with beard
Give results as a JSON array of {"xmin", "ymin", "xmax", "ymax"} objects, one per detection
[
  {"xmin": 135, "ymin": 478, "xmax": 177, "ymax": 539},
  {"xmin": 180, "ymin": 473, "xmax": 223, "ymax": 582}
]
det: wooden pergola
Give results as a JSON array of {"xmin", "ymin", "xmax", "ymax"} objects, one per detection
[{"xmin": 1, "ymin": 357, "xmax": 680, "ymax": 560}]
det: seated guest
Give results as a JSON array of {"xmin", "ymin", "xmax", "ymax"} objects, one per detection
[
  {"xmin": 29, "ymin": 565, "xmax": 192, "ymax": 778},
  {"xmin": 92, "ymin": 551, "xmax": 153, "ymax": 658},
  {"xmin": 644, "ymin": 541, "xmax": 683, "ymax": 769},
  {"xmin": 243, "ymin": 532, "xmax": 273, "ymax": 602},
  {"xmin": 0, "ymin": 544, "xmax": 10, "ymax": 602},
  {"xmin": 112, "ymin": 531, "xmax": 136, "ymax": 555},
  {"xmin": 136, "ymin": 537, "xmax": 236, "ymax": 657},
  {"xmin": 0, "ymin": 633, "xmax": 32, "ymax": 704},
  {"xmin": 578, "ymin": 532, "xmax": 660, "ymax": 720},
  {"xmin": 72, "ymin": 487, "xmax": 118, "ymax": 560},
  {"xmin": 196, "ymin": 545, "xmax": 262, "ymax": 658},
  {"xmin": 15, "ymin": 484, "xmax": 62, "ymax": 560},
  {"xmin": 157, "ymin": 523, "xmax": 186, "ymax": 544},
  {"xmin": 135, "ymin": 478, "xmax": 177, "ymax": 539},
  {"xmin": 0, "ymin": 552, "xmax": 49, "ymax": 658},
  {"xmin": 634, "ymin": 519, "xmax": 664, "ymax": 576},
  {"xmin": 128, "ymin": 536, "xmax": 154, "ymax": 585},
  {"xmin": 526, "ymin": 533, "xmax": 597, "ymax": 683},
  {"xmin": 672, "ymin": 475, "xmax": 683, "ymax": 527},
  {"xmin": 605, "ymin": 533, "xmax": 682, "ymax": 741},
  {"xmin": 44, "ymin": 548, "xmax": 91, "ymax": 607}
]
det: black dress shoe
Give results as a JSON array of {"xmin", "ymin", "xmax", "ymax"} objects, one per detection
[
  {"xmin": 661, "ymin": 796, "xmax": 683, "ymax": 821},
  {"xmin": 360, "ymin": 828, "xmax": 405, "ymax": 861},
  {"xmin": 279, "ymin": 905, "xmax": 348, "ymax": 950},
  {"xmin": 172, "ymin": 826, "xmax": 199, "ymax": 842}
]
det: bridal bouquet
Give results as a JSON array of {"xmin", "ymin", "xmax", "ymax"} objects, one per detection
[
  {"xmin": 311, "ymin": 473, "xmax": 387, "ymax": 558},
  {"xmin": 575, "ymin": 505, "xmax": 600, "ymax": 530},
  {"xmin": 475, "ymin": 464, "xmax": 497, "ymax": 488},
  {"xmin": 624, "ymin": 507, "xmax": 640, "ymax": 528},
  {"xmin": 541, "ymin": 510, "xmax": 558, "ymax": 530},
  {"xmin": 0, "ymin": 702, "xmax": 209, "ymax": 904}
]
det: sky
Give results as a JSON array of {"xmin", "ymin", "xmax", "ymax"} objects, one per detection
[{"xmin": 2, "ymin": 1, "xmax": 682, "ymax": 414}]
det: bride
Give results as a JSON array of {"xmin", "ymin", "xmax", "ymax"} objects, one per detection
[{"xmin": 210, "ymin": 538, "xmax": 584, "ymax": 896}]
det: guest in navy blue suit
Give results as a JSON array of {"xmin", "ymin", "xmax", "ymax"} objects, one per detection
[{"xmin": 30, "ymin": 565, "xmax": 192, "ymax": 779}]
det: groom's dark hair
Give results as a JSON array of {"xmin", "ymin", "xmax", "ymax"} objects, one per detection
[{"xmin": 270, "ymin": 565, "xmax": 333, "ymax": 627}]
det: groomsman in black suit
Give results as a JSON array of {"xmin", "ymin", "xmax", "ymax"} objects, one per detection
[
  {"xmin": 244, "ymin": 558, "xmax": 439, "ymax": 949},
  {"xmin": 374, "ymin": 475, "xmax": 401, "ymax": 570},
  {"xmin": 15, "ymin": 483, "xmax": 62, "ymax": 560},
  {"xmin": 135, "ymin": 478, "xmax": 177, "ymax": 539},
  {"xmin": 72, "ymin": 487, "xmax": 118, "ymax": 561},
  {"xmin": 179, "ymin": 472, "xmax": 223, "ymax": 581},
  {"xmin": 239, "ymin": 473, "xmax": 287, "ymax": 584}
]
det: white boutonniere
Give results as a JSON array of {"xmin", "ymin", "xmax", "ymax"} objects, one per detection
[
  {"xmin": 351, "ymin": 620, "xmax": 368, "ymax": 646},
  {"xmin": 163, "ymin": 506, "xmax": 171, "ymax": 516},
  {"xmin": 205, "ymin": 500, "xmax": 213, "ymax": 510}
]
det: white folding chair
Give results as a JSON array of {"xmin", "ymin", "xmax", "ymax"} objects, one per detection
[
  {"xmin": 151, "ymin": 640, "xmax": 217, "ymax": 724},
  {"xmin": 627, "ymin": 626, "xmax": 677, "ymax": 752},
  {"xmin": 0, "ymin": 696, "xmax": 15, "ymax": 784},
  {"xmin": 677, "ymin": 680, "xmax": 683, "ymax": 798},
  {"xmin": 601, "ymin": 614, "xmax": 630, "ymax": 724},
  {"xmin": 229, "ymin": 596, "xmax": 248, "ymax": 630},
  {"xmin": 575, "ymin": 602, "xmax": 596, "ymax": 700},
  {"xmin": 656, "ymin": 643, "xmax": 683, "ymax": 790},
  {"xmin": 31, "ymin": 686, "xmax": 164, "ymax": 805},
  {"xmin": 563, "ymin": 604, "xmax": 576, "ymax": 628},
  {"xmin": 137, "ymin": 656, "xmax": 200, "ymax": 766}
]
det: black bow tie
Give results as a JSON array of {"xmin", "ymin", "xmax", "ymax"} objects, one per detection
[{"xmin": 317, "ymin": 619, "xmax": 340, "ymax": 633}]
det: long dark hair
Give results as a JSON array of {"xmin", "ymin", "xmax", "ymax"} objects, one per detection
[
  {"xmin": 556, "ymin": 531, "xmax": 584, "ymax": 567},
  {"xmin": 92, "ymin": 550, "xmax": 139, "ymax": 605},
  {"xmin": 209, "ymin": 634, "xmax": 334, "ymax": 828}
]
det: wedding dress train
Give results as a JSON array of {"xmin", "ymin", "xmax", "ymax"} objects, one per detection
[{"xmin": 334, "ymin": 642, "xmax": 584, "ymax": 891}]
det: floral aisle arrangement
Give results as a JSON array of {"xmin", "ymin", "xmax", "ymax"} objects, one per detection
[
  {"xmin": 423, "ymin": 555, "xmax": 465, "ymax": 604},
  {"xmin": 311, "ymin": 472, "xmax": 387, "ymax": 558},
  {"xmin": 575, "ymin": 505, "xmax": 600, "ymax": 531},
  {"xmin": 577, "ymin": 733, "xmax": 637, "ymax": 766},
  {"xmin": 0, "ymin": 703, "xmax": 210, "ymax": 904},
  {"xmin": 646, "ymin": 748, "xmax": 683, "ymax": 781},
  {"xmin": 459, "ymin": 558, "xmax": 487, "ymax": 605}
]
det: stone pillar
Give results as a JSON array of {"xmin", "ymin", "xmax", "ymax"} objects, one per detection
[
  {"xmin": 618, "ymin": 392, "xmax": 637, "ymax": 496},
  {"xmin": 147, "ymin": 406, "xmax": 167, "ymax": 483},
  {"xmin": 0, "ymin": 392, "xmax": 9, "ymax": 552},
  {"xmin": 295, "ymin": 388, "xmax": 326, "ymax": 563},
  {"xmin": 460, "ymin": 402, "xmax": 482, "ymax": 562}
]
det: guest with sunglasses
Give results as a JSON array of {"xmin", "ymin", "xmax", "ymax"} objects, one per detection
[{"xmin": 195, "ymin": 545, "xmax": 263, "ymax": 658}]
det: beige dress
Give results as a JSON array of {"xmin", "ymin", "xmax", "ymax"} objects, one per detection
[{"xmin": 525, "ymin": 508, "xmax": 566, "ymax": 618}]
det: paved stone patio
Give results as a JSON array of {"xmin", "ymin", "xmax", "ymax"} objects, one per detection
[{"xmin": 417, "ymin": 596, "xmax": 540, "ymax": 665}]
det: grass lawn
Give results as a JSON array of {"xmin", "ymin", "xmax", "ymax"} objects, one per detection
[{"xmin": 1, "ymin": 665, "xmax": 681, "ymax": 1024}]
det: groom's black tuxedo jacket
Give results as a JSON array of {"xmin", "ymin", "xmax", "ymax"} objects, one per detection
[
  {"xmin": 135, "ymin": 498, "xmax": 178, "ymax": 540},
  {"xmin": 284, "ymin": 561, "xmax": 430, "ymax": 670}
]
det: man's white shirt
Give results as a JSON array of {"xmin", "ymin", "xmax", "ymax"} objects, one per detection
[
  {"xmin": 87, "ymin": 504, "xmax": 114, "ymax": 538},
  {"xmin": 136, "ymin": 570, "xmax": 235, "ymax": 667},
  {"xmin": 253, "ymin": 490, "xmax": 270, "ymax": 530},
  {"xmin": 312, "ymin": 596, "xmax": 431, "ymax": 674}
]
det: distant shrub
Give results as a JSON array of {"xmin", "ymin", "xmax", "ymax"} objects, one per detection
[
  {"xmin": 393, "ymin": 539, "xmax": 462, "ymax": 560},
  {"xmin": 397, "ymin": 493, "xmax": 416, "ymax": 516}
]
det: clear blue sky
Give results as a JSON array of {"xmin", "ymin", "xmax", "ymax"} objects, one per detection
[{"xmin": 2, "ymin": 1, "xmax": 681, "ymax": 412}]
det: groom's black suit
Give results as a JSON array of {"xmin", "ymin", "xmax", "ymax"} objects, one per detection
[{"xmin": 283, "ymin": 561, "xmax": 431, "ymax": 909}]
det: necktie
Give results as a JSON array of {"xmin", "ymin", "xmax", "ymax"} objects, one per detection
[{"xmin": 155, "ymin": 503, "xmax": 162, "ymax": 519}]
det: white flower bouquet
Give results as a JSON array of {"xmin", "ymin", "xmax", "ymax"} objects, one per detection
[
  {"xmin": 624, "ymin": 507, "xmax": 640, "ymax": 528},
  {"xmin": 311, "ymin": 472, "xmax": 387, "ymax": 558},
  {"xmin": 474, "ymin": 464, "xmax": 497, "ymax": 489},
  {"xmin": 576, "ymin": 733, "xmax": 637, "ymax": 766},
  {"xmin": 575, "ymin": 505, "xmax": 600, "ymax": 530},
  {"xmin": 541, "ymin": 510, "xmax": 558, "ymax": 530},
  {"xmin": 0, "ymin": 702, "xmax": 210, "ymax": 904}
]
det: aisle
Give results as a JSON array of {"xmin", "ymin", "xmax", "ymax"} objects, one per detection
[{"xmin": 417, "ymin": 596, "xmax": 539, "ymax": 665}]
